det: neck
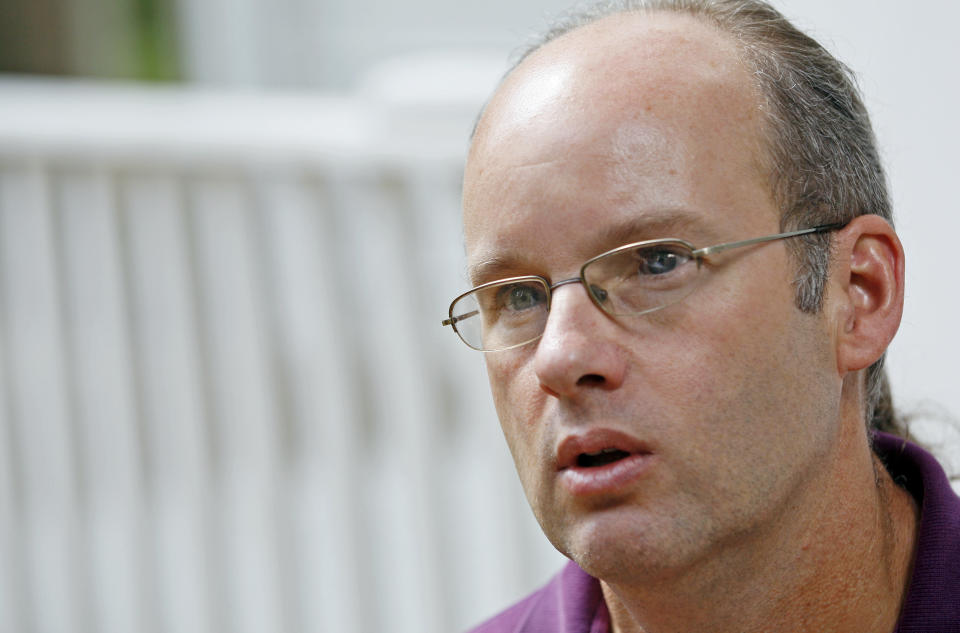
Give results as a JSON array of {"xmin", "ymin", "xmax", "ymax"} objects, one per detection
[{"xmin": 602, "ymin": 427, "xmax": 919, "ymax": 633}]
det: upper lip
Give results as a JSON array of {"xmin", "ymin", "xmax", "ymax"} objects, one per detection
[{"xmin": 555, "ymin": 429, "xmax": 652, "ymax": 471}]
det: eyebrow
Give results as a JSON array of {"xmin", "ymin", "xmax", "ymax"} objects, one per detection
[
  {"xmin": 467, "ymin": 254, "xmax": 529, "ymax": 287},
  {"xmin": 466, "ymin": 208, "xmax": 711, "ymax": 286},
  {"xmin": 592, "ymin": 210, "xmax": 706, "ymax": 250}
]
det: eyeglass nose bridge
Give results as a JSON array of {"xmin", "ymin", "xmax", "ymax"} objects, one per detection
[
  {"xmin": 549, "ymin": 276, "xmax": 583, "ymax": 292},
  {"xmin": 545, "ymin": 275, "xmax": 610, "ymax": 316}
]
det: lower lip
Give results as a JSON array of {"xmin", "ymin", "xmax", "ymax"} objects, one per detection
[{"xmin": 558, "ymin": 453, "xmax": 653, "ymax": 496}]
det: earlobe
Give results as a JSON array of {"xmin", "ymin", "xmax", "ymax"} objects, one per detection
[{"xmin": 833, "ymin": 215, "xmax": 905, "ymax": 374}]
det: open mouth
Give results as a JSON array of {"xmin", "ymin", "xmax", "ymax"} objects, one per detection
[
  {"xmin": 576, "ymin": 448, "xmax": 632, "ymax": 468},
  {"xmin": 558, "ymin": 441, "xmax": 652, "ymax": 495}
]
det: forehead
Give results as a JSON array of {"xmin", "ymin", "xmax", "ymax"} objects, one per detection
[
  {"xmin": 462, "ymin": 12, "xmax": 773, "ymax": 278},
  {"xmin": 475, "ymin": 12, "xmax": 757, "ymax": 154}
]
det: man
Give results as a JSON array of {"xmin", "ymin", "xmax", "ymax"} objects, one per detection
[{"xmin": 441, "ymin": 0, "xmax": 960, "ymax": 631}]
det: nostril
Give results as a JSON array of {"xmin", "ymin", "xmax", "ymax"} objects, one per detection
[{"xmin": 576, "ymin": 374, "xmax": 606, "ymax": 387}]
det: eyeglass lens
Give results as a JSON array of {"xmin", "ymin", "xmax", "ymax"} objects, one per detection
[
  {"xmin": 451, "ymin": 241, "xmax": 703, "ymax": 351},
  {"xmin": 450, "ymin": 278, "xmax": 550, "ymax": 351}
]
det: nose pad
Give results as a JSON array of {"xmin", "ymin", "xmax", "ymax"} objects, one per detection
[{"xmin": 534, "ymin": 282, "xmax": 626, "ymax": 398}]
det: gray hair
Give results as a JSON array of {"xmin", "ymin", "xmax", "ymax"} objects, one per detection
[{"xmin": 506, "ymin": 0, "xmax": 901, "ymax": 436}]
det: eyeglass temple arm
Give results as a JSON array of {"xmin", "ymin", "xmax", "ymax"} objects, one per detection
[
  {"xmin": 442, "ymin": 309, "xmax": 479, "ymax": 327},
  {"xmin": 694, "ymin": 223, "xmax": 846, "ymax": 258}
]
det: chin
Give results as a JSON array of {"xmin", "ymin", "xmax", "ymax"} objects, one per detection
[{"xmin": 547, "ymin": 504, "xmax": 700, "ymax": 583}]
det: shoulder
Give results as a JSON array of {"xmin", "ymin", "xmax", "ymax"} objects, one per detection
[{"xmin": 465, "ymin": 561, "xmax": 605, "ymax": 633}]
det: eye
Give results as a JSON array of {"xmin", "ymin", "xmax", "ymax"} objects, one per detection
[
  {"xmin": 497, "ymin": 282, "xmax": 547, "ymax": 312},
  {"xmin": 635, "ymin": 245, "xmax": 692, "ymax": 276}
]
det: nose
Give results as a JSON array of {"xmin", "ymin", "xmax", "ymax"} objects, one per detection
[{"xmin": 534, "ymin": 281, "xmax": 627, "ymax": 399}]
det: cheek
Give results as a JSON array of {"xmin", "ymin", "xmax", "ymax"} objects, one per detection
[
  {"xmin": 485, "ymin": 353, "xmax": 562, "ymax": 523},
  {"xmin": 636, "ymin": 261, "xmax": 815, "ymax": 436},
  {"xmin": 645, "ymin": 290, "xmax": 834, "ymax": 496},
  {"xmin": 485, "ymin": 352, "xmax": 545, "ymax": 460}
]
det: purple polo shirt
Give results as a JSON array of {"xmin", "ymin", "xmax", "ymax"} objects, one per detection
[{"xmin": 468, "ymin": 432, "xmax": 960, "ymax": 632}]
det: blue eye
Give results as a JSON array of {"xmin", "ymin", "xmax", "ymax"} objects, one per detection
[
  {"xmin": 636, "ymin": 246, "xmax": 691, "ymax": 275},
  {"xmin": 498, "ymin": 283, "xmax": 546, "ymax": 312}
]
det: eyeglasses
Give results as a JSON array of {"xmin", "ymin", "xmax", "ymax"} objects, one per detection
[{"xmin": 442, "ymin": 223, "xmax": 845, "ymax": 352}]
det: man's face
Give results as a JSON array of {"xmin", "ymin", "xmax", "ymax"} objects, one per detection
[{"xmin": 463, "ymin": 14, "xmax": 843, "ymax": 582}]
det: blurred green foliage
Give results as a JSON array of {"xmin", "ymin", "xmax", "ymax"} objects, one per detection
[
  {"xmin": 0, "ymin": 0, "xmax": 180, "ymax": 81},
  {"xmin": 133, "ymin": 0, "xmax": 179, "ymax": 80}
]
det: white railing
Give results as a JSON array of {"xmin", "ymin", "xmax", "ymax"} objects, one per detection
[{"xmin": 0, "ymin": 76, "xmax": 566, "ymax": 633}]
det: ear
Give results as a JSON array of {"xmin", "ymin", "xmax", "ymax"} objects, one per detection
[{"xmin": 830, "ymin": 214, "xmax": 905, "ymax": 374}]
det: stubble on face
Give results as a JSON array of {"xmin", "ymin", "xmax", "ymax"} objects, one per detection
[{"xmin": 463, "ymin": 12, "xmax": 842, "ymax": 586}]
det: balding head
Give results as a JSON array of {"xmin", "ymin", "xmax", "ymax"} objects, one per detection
[{"xmin": 472, "ymin": 10, "xmax": 760, "ymax": 160}]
